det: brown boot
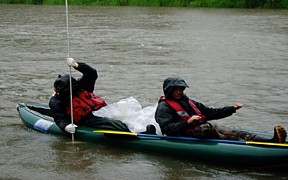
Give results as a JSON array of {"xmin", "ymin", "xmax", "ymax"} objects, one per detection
[{"xmin": 271, "ymin": 125, "xmax": 287, "ymax": 143}]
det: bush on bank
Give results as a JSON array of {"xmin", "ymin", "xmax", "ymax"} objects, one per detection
[{"xmin": 1, "ymin": 0, "xmax": 288, "ymax": 8}]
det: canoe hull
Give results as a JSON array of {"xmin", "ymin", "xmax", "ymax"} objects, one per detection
[{"xmin": 16, "ymin": 103, "xmax": 288, "ymax": 167}]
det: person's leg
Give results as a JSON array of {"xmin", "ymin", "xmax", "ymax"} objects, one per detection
[
  {"xmin": 83, "ymin": 116, "xmax": 130, "ymax": 131},
  {"xmin": 188, "ymin": 123, "xmax": 287, "ymax": 144},
  {"xmin": 213, "ymin": 125, "xmax": 272, "ymax": 142},
  {"xmin": 215, "ymin": 125, "xmax": 287, "ymax": 143},
  {"xmin": 189, "ymin": 123, "xmax": 221, "ymax": 139}
]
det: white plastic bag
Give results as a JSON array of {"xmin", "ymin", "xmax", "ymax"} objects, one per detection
[
  {"xmin": 92, "ymin": 97, "xmax": 161, "ymax": 134},
  {"xmin": 92, "ymin": 96, "xmax": 142, "ymax": 119}
]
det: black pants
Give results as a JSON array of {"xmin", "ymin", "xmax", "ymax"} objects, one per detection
[{"xmin": 82, "ymin": 114, "xmax": 130, "ymax": 132}]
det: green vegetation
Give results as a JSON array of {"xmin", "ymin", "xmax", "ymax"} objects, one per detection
[{"xmin": 1, "ymin": 0, "xmax": 288, "ymax": 8}]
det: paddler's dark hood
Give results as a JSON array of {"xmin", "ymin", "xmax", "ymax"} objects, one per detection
[
  {"xmin": 54, "ymin": 74, "xmax": 80, "ymax": 97},
  {"xmin": 163, "ymin": 76, "xmax": 189, "ymax": 99}
]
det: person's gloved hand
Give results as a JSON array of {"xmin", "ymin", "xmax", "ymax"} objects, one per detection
[
  {"xmin": 64, "ymin": 124, "xmax": 78, "ymax": 133},
  {"xmin": 67, "ymin": 57, "xmax": 78, "ymax": 68}
]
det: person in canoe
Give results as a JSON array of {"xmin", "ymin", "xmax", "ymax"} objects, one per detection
[
  {"xmin": 49, "ymin": 58, "xmax": 156, "ymax": 134},
  {"xmin": 155, "ymin": 76, "xmax": 287, "ymax": 143}
]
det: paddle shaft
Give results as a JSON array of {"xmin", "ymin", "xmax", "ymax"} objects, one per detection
[{"xmin": 65, "ymin": 0, "xmax": 74, "ymax": 142}]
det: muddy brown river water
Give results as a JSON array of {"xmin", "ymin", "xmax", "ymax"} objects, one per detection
[{"xmin": 1, "ymin": 5, "xmax": 288, "ymax": 179}]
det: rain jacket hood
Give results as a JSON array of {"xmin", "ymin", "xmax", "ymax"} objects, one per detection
[
  {"xmin": 54, "ymin": 74, "xmax": 80, "ymax": 97},
  {"xmin": 163, "ymin": 76, "xmax": 189, "ymax": 99}
]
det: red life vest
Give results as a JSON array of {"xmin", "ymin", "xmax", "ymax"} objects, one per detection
[
  {"xmin": 66, "ymin": 90, "xmax": 107, "ymax": 122},
  {"xmin": 160, "ymin": 96, "xmax": 205, "ymax": 121}
]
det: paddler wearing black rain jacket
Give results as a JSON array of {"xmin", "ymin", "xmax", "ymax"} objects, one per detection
[
  {"xmin": 155, "ymin": 76, "xmax": 287, "ymax": 143},
  {"xmin": 49, "ymin": 58, "xmax": 130, "ymax": 134}
]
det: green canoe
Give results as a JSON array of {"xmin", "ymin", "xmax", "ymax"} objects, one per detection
[{"xmin": 16, "ymin": 103, "xmax": 288, "ymax": 168}]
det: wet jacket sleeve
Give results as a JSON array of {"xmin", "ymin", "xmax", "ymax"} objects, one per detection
[
  {"xmin": 75, "ymin": 62, "xmax": 98, "ymax": 92},
  {"xmin": 49, "ymin": 96, "xmax": 70, "ymax": 132},
  {"xmin": 192, "ymin": 100, "xmax": 236, "ymax": 121}
]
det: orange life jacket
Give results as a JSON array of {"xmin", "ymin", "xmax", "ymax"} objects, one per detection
[
  {"xmin": 160, "ymin": 96, "xmax": 205, "ymax": 121},
  {"xmin": 67, "ymin": 90, "xmax": 107, "ymax": 122}
]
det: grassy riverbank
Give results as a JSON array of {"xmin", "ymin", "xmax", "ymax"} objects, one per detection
[{"xmin": 1, "ymin": 0, "xmax": 288, "ymax": 8}]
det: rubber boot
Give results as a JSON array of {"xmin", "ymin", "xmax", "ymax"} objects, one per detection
[
  {"xmin": 271, "ymin": 125, "xmax": 287, "ymax": 143},
  {"xmin": 251, "ymin": 126, "xmax": 287, "ymax": 143}
]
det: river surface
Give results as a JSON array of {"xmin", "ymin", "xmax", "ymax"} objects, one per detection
[{"xmin": 1, "ymin": 4, "xmax": 288, "ymax": 179}]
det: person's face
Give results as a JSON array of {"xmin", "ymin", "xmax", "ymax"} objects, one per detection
[{"xmin": 171, "ymin": 86, "xmax": 185, "ymax": 100}]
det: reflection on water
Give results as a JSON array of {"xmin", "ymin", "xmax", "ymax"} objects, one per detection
[{"xmin": 1, "ymin": 5, "xmax": 288, "ymax": 179}]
